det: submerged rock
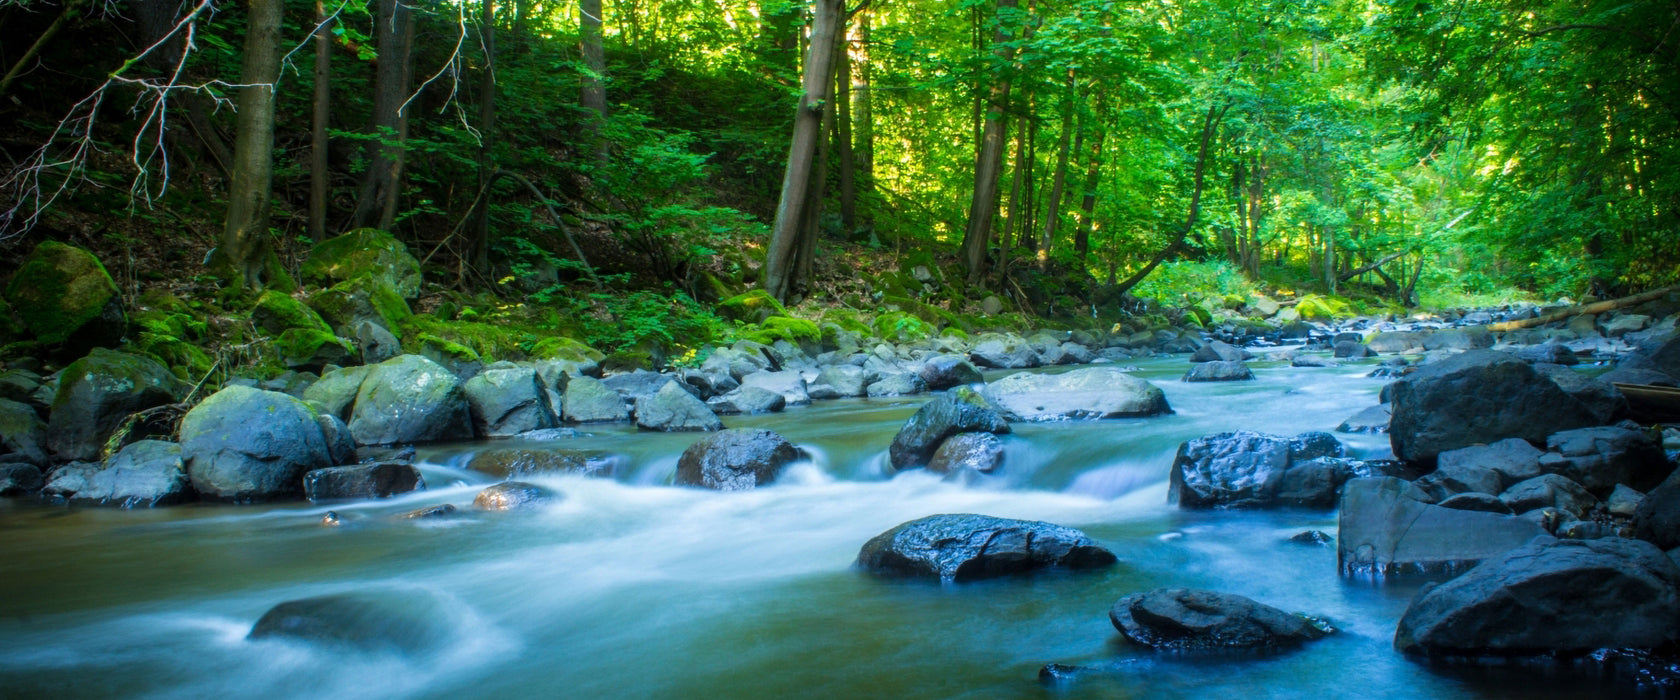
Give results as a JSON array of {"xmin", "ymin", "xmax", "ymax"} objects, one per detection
[
  {"xmin": 303, "ymin": 462, "xmax": 424, "ymax": 501},
  {"xmin": 248, "ymin": 589, "xmax": 452, "ymax": 655},
  {"xmin": 1337, "ymin": 477, "xmax": 1547, "ymax": 577},
  {"xmin": 472, "ymin": 481, "xmax": 556, "ymax": 511},
  {"xmin": 465, "ymin": 447, "xmax": 618, "ymax": 478},
  {"xmin": 855, "ymin": 513, "xmax": 1116, "ymax": 582},
  {"xmin": 926, "ymin": 432, "xmax": 1004, "ymax": 475},
  {"xmin": 674, "ymin": 428, "xmax": 802, "ymax": 491},
  {"xmin": 1109, "ymin": 588, "xmax": 1333, "ymax": 652},
  {"xmin": 982, "ymin": 367, "xmax": 1171, "ymax": 422}
]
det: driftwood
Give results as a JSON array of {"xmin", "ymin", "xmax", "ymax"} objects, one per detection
[{"xmin": 1486, "ymin": 284, "xmax": 1680, "ymax": 332}]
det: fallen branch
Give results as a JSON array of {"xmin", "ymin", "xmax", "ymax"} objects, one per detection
[{"xmin": 1487, "ymin": 283, "xmax": 1680, "ymax": 332}]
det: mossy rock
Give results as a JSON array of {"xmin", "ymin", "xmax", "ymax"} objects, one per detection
[
  {"xmin": 412, "ymin": 333, "xmax": 481, "ymax": 363},
  {"xmin": 530, "ymin": 336, "xmax": 605, "ymax": 363},
  {"xmin": 1185, "ymin": 305, "xmax": 1211, "ymax": 328},
  {"xmin": 399, "ymin": 314, "xmax": 539, "ymax": 364},
  {"xmin": 128, "ymin": 306, "xmax": 213, "ymax": 380},
  {"xmin": 718, "ymin": 290, "xmax": 786, "ymax": 324},
  {"xmin": 262, "ymin": 247, "xmax": 299, "ymax": 293},
  {"xmin": 276, "ymin": 328, "xmax": 355, "ymax": 370},
  {"xmin": 741, "ymin": 316, "xmax": 822, "ymax": 348},
  {"xmin": 252, "ymin": 290, "xmax": 331, "ymax": 335},
  {"xmin": 308, "ymin": 276, "xmax": 412, "ymax": 335},
  {"xmin": 873, "ymin": 312, "xmax": 935, "ymax": 344},
  {"xmin": 1295, "ymin": 294, "xmax": 1353, "ymax": 322},
  {"xmin": 3, "ymin": 241, "xmax": 126, "ymax": 352},
  {"xmin": 301, "ymin": 228, "xmax": 422, "ymax": 299},
  {"xmin": 602, "ymin": 349, "xmax": 653, "ymax": 373}
]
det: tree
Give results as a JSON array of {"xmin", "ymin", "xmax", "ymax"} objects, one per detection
[
  {"xmin": 352, "ymin": 0, "xmax": 416, "ymax": 231},
  {"xmin": 209, "ymin": 0, "xmax": 285, "ymax": 289},
  {"xmin": 959, "ymin": 0, "xmax": 1020, "ymax": 287},
  {"xmin": 765, "ymin": 0, "xmax": 845, "ymax": 303}
]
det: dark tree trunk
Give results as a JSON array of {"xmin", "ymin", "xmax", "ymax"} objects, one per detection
[
  {"xmin": 1113, "ymin": 101, "xmax": 1230, "ymax": 296},
  {"xmin": 211, "ymin": 0, "xmax": 283, "ymax": 289},
  {"xmin": 764, "ymin": 0, "xmax": 843, "ymax": 303},
  {"xmin": 852, "ymin": 9, "xmax": 875, "ymax": 235},
  {"xmin": 1073, "ymin": 100, "xmax": 1106, "ymax": 259},
  {"xmin": 960, "ymin": 0, "xmax": 1019, "ymax": 287},
  {"xmin": 353, "ymin": 0, "xmax": 414, "ymax": 232},
  {"xmin": 471, "ymin": 0, "xmax": 498, "ymax": 274},
  {"xmin": 835, "ymin": 28, "xmax": 856, "ymax": 235},
  {"xmin": 309, "ymin": 0, "xmax": 332, "ymax": 242},
  {"xmin": 579, "ymin": 0, "xmax": 607, "ymax": 162}
]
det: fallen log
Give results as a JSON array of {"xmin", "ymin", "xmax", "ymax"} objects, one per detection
[{"xmin": 1487, "ymin": 284, "xmax": 1680, "ymax": 332}]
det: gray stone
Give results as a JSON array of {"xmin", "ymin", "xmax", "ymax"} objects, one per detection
[
  {"xmin": 1414, "ymin": 458, "xmax": 1506, "ymax": 501},
  {"xmin": 1436, "ymin": 438, "xmax": 1544, "ymax": 489},
  {"xmin": 1422, "ymin": 326, "xmax": 1495, "ymax": 351},
  {"xmin": 807, "ymin": 364, "xmax": 869, "ymax": 399},
  {"xmin": 1182, "ymin": 360, "xmax": 1255, "ymax": 382},
  {"xmin": 41, "ymin": 440, "xmax": 192, "ymax": 507},
  {"xmin": 182, "ymin": 386, "xmax": 334, "ymax": 502},
  {"xmin": 602, "ymin": 370, "xmax": 677, "ymax": 405},
  {"xmin": 1110, "ymin": 588, "xmax": 1333, "ymax": 652},
  {"xmin": 926, "ymin": 432, "xmax": 1004, "ymax": 475},
  {"xmin": 1170, "ymin": 431, "xmax": 1356, "ymax": 509},
  {"xmin": 47, "ymin": 348, "xmax": 184, "ymax": 461},
  {"xmin": 1337, "ymin": 477, "xmax": 1547, "ymax": 577},
  {"xmin": 1334, "ymin": 340, "xmax": 1376, "ymax": 359},
  {"xmin": 303, "ymin": 462, "xmax": 424, "ymax": 501},
  {"xmin": 1600, "ymin": 367, "xmax": 1678, "ymax": 387},
  {"xmin": 0, "ymin": 462, "xmax": 44, "ymax": 496},
  {"xmin": 983, "ymin": 367, "xmax": 1171, "ymax": 422},
  {"xmin": 865, "ymin": 372, "xmax": 926, "ymax": 397},
  {"xmin": 1190, "ymin": 341, "xmax": 1250, "ymax": 363},
  {"xmin": 1292, "ymin": 354, "xmax": 1341, "ymax": 368},
  {"xmin": 462, "ymin": 367, "xmax": 559, "ymax": 437},
  {"xmin": 301, "ymin": 365, "xmax": 371, "ymax": 420},
  {"xmin": 675, "ymin": 428, "xmax": 802, "ymax": 491},
  {"xmin": 1608, "ymin": 484, "xmax": 1645, "ymax": 518},
  {"xmin": 915, "ymin": 355, "xmax": 984, "ymax": 391},
  {"xmin": 353, "ymin": 321, "xmax": 402, "ymax": 365},
  {"xmin": 1634, "ymin": 470, "xmax": 1680, "ymax": 550},
  {"xmin": 635, "ymin": 381, "xmax": 723, "ymax": 432},
  {"xmin": 465, "ymin": 447, "xmax": 618, "ymax": 478},
  {"xmin": 888, "ymin": 386, "xmax": 1010, "ymax": 470},
  {"xmin": 707, "ymin": 386, "xmax": 787, "ymax": 415},
  {"xmin": 0, "ymin": 398, "xmax": 47, "ymax": 464},
  {"xmin": 561, "ymin": 376, "xmax": 630, "ymax": 423},
  {"xmin": 855, "ymin": 513, "xmax": 1117, "ymax": 582},
  {"xmin": 347, "ymin": 355, "xmax": 473, "ymax": 446},
  {"xmin": 1368, "ymin": 331, "xmax": 1425, "ymax": 354},
  {"xmin": 1335, "ymin": 404, "xmax": 1391, "ymax": 434},
  {"xmin": 248, "ymin": 589, "xmax": 452, "ymax": 654},
  {"xmin": 472, "ymin": 481, "xmax": 557, "ymax": 511},
  {"xmin": 1603, "ymin": 314, "xmax": 1652, "ymax": 337},
  {"xmin": 1436, "ymin": 492, "xmax": 1514, "ymax": 514},
  {"xmin": 1540, "ymin": 425, "xmax": 1671, "ymax": 497},
  {"xmin": 1513, "ymin": 342, "xmax": 1577, "ymax": 365},
  {"xmin": 1531, "ymin": 363, "xmax": 1627, "ymax": 424},
  {"xmin": 1500, "ymin": 474, "xmax": 1600, "ymax": 517},
  {"xmin": 1388, "ymin": 351, "xmax": 1599, "ymax": 463},
  {"xmin": 739, "ymin": 370, "xmax": 811, "ymax": 406},
  {"xmin": 1394, "ymin": 537, "xmax": 1680, "ymax": 656},
  {"xmin": 968, "ymin": 334, "xmax": 1041, "ymax": 369}
]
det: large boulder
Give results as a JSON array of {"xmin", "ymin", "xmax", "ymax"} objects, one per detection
[
  {"xmin": 887, "ymin": 386, "xmax": 1009, "ymax": 470},
  {"xmin": 982, "ymin": 367, "xmax": 1171, "ymax": 422},
  {"xmin": 300, "ymin": 228, "xmax": 423, "ymax": 299},
  {"xmin": 1190, "ymin": 341, "xmax": 1251, "ymax": 363},
  {"xmin": 1182, "ymin": 360, "xmax": 1255, "ymax": 382},
  {"xmin": 47, "ymin": 348, "xmax": 185, "ymax": 461},
  {"xmin": 0, "ymin": 398, "xmax": 48, "ymax": 464},
  {"xmin": 1109, "ymin": 588, "xmax": 1333, "ymax": 652},
  {"xmin": 1337, "ymin": 477, "xmax": 1547, "ymax": 577},
  {"xmin": 347, "ymin": 355, "xmax": 474, "ymax": 446},
  {"xmin": 561, "ymin": 376, "xmax": 630, "ymax": 423},
  {"xmin": 739, "ymin": 370, "xmax": 811, "ymax": 406},
  {"xmin": 806, "ymin": 364, "xmax": 869, "ymax": 399},
  {"xmin": 968, "ymin": 334, "xmax": 1041, "ymax": 369},
  {"xmin": 1531, "ymin": 364, "xmax": 1626, "ymax": 424},
  {"xmin": 3, "ymin": 241, "xmax": 126, "ymax": 355},
  {"xmin": 1539, "ymin": 425, "xmax": 1671, "ymax": 497},
  {"xmin": 461, "ymin": 366, "xmax": 558, "ymax": 437},
  {"xmin": 1170, "ymin": 431, "xmax": 1357, "ymax": 509},
  {"xmin": 1394, "ymin": 537, "xmax": 1680, "ymax": 657},
  {"xmin": 855, "ymin": 513, "xmax": 1116, "ymax": 582},
  {"xmin": 1634, "ymin": 471, "xmax": 1680, "ymax": 550},
  {"xmin": 301, "ymin": 365, "xmax": 372, "ymax": 420},
  {"xmin": 248, "ymin": 589, "xmax": 453, "ymax": 654},
  {"xmin": 916, "ymin": 354, "xmax": 984, "ymax": 390},
  {"xmin": 181, "ymin": 386, "xmax": 335, "ymax": 502},
  {"xmin": 302, "ymin": 462, "xmax": 424, "ymax": 501},
  {"xmin": 674, "ymin": 428, "xmax": 802, "ymax": 491},
  {"xmin": 40, "ymin": 440, "xmax": 192, "ymax": 507},
  {"xmin": 634, "ymin": 381, "xmax": 723, "ymax": 432},
  {"xmin": 1388, "ymin": 351, "xmax": 1600, "ymax": 464}
]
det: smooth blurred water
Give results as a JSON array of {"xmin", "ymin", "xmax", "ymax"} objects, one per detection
[{"xmin": 0, "ymin": 355, "xmax": 1637, "ymax": 699}]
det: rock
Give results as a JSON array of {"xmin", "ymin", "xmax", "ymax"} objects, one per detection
[
  {"xmin": 1289, "ymin": 530, "xmax": 1334, "ymax": 546},
  {"xmin": 399, "ymin": 504, "xmax": 458, "ymax": 519},
  {"xmin": 1514, "ymin": 342, "xmax": 1578, "ymax": 365},
  {"xmin": 303, "ymin": 462, "xmax": 424, "ymax": 501},
  {"xmin": 674, "ymin": 428, "xmax": 802, "ymax": 491},
  {"xmin": 1394, "ymin": 537, "xmax": 1680, "ymax": 656},
  {"xmin": 1337, "ymin": 477, "xmax": 1547, "ymax": 577},
  {"xmin": 461, "ymin": 367, "xmax": 558, "ymax": 437},
  {"xmin": 40, "ymin": 440, "xmax": 192, "ymax": 507},
  {"xmin": 968, "ymin": 334, "xmax": 1041, "ymax": 369},
  {"xmin": 1388, "ymin": 351, "xmax": 1599, "ymax": 464},
  {"xmin": 248, "ymin": 590, "xmax": 452, "ymax": 654},
  {"xmin": 0, "ymin": 462, "xmax": 44, "ymax": 496},
  {"xmin": 1436, "ymin": 493, "xmax": 1514, "ymax": 515},
  {"xmin": 1600, "ymin": 366, "xmax": 1678, "ymax": 387},
  {"xmin": 465, "ymin": 447, "xmax": 618, "ymax": 478},
  {"xmin": 1436, "ymin": 438, "xmax": 1544, "ymax": 488},
  {"xmin": 347, "ymin": 355, "xmax": 473, "ymax": 446},
  {"xmin": 276, "ymin": 328, "xmax": 354, "ymax": 372},
  {"xmin": 701, "ymin": 347, "xmax": 770, "ymax": 381},
  {"xmin": 353, "ymin": 320, "xmax": 402, "ymax": 364},
  {"xmin": 3, "ymin": 241, "xmax": 126, "ymax": 355},
  {"xmin": 1292, "ymin": 354, "xmax": 1340, "ymax": 368},
  {"xmin": 983, "ymin": 367, "xmax": 1171, "ymax": 422},
  {"xmin": 1333, "ymin": 341, "xmax": 1376, "ymax": 359},
  {"xmin": 865, "ymin": 372, "xmax": 926, "ymax": 397},
  {"xmin": 472, "ymin": 481, "xmax": 556, "ymax": 511},
  {"xmin": 560, "ymin": 376, "xmax": 630, "ymax": 423},
  {"xmin": 1367, "ymin": 331, "xmax": 1424, "ymax": 354},
  {"xmin": 300, "ymin": 228, "xmax": 423, "ymax": 299},
  {"xmin": 307, "ymin": 275, "xmax": 412, "ymax": 337},
  {"xmin": 1109, "ymin": 588, "xmax": 1333, "ymax": 652},
  {"xmin": 1603, "ymin": 313, "xmax": 1652, "ymax": 337},
  {"xmin": 739, "ymin": 370, "xmax": 811, "ymax": 406},
  {"xmin": 926, "ymin": 432, "xmax": 1004, "ymax": 475},
  {"xmin": 855, "ymin": 513, "xmax": 1116, "ymax": 582},
  {"xmin": 888, "ymin": 387, "xmax": 1010, "ymax": 470},
  {"xmin": 1190, "ymin": 340, "xmax": 1250, "ymax": 363},
  {"xmin": 46, "ymin": 348, "xmax": 184, "ymax": 461},
  {"xmin": 1531, "ymin": 364, "xmax": 1627, "ymax": 424},
  {"xmin": 1422, "ymin": 326, "xmax": 1495, "ymax": 351},
  {"xmin": 301, "ymin": 365, "xmax": 371, "ymax": 420},
  {"xmin": 1182, "ymin": 360, "xmax": 1255, "ymax": 382},
  {"xmin": 635, "ymin": 381, "xmax": 723, "ymax": 432},
  {"xmin": 708, "ymin": 386, "xmax": 786, "ymax": 414},
  {"xmin": 1335, "ymin": 404, "xmax": 1391, "ymax": 434},
  {"xmin": 914, "ymin": 355, "xmax": 983, "ymax": 391},
  {"xmin": 181, "ymin": 386, "xmax": 335, "ymax": 502},
  {"xmin": 1499, "ymin": 474, "xmax": 1599, "ymax": 518},
  {"xmin": 601, "ymin": 369, "xmax": 674, "ymax": 405},
  {"xmin": 0, "ymin": 398, "xmax": 48, "ymax": 464},
  {"xmin": 1056, "ymin": 342, "xmax": 1095, "ymax": 365},
  {"xmin": 1607, "ymin": 484, "xmax": 1645, "ymax": 518},
  {"xmin": 1540, "ymin": 425, "xmax": 1671, "ymax": 497},
  {"xmin": 1620, "ymin": 334, "xmax": 1680, "ymax": 380},
  {"xmin": 1414, "ymin": 457, "xmax": 1506, "ymax": 501},
  {"xmin": 1170, "ymin": 431, "xmax": 1356, "ymax": 509},
  {"xmin": 806, "ymin": 364, "xmax": 869, "ymax": 399},
  {"xmin": 1634, "ymin": 471, "xmax": 1680, "ymax": 550}
]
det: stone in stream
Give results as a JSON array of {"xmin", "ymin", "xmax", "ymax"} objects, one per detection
[
  {"xmin": 926, "ymin": 432, "xmax": 1004, "ymax": 475},
  {"xmin": 472, "ymin": 481, "xmax": 557, "ymax": 511},
  {"xmin": 40, "ymin": 439, "xmax": 193, "ymax": 507},
  {"xmin": 981, "ymin": 367, "xmax": 1171, "ymax": 422},
  {"xmin": 1189, "ymin": 340, "xmax": 1251, "ymax": 363},
  {"xmin": 634, "ymin": 381, "xmax": 724, "ymax": 432},
  {"xmin": 461, "ymin": 366, "xmax": 559, "ymax": 437},
  {"xmin": 467, "ymin": 447, "xmax": 619, "ymax": 478},
  {"xmin": 1394, "ymin": 537, "xmax": 1680, "ymax": 657},
  {"xmin": 887, "ymin": 386, "xmax": 1010, "ymax": 470},
  {"xmin": 1634, "ymin": 470, "xmax": 1680, "ymax": 551},
  {"xmin": 47, "ymin": 348, "xmax": 185, "ymax": 461},
  {"xmin": 0, "ymin": 462, "xmax": 44, "ymax": 496},
  {"xmin": 806, "ymin": 364, "xmax": 869, "ymax": 399},
  {"xmin": 1333, "ymin": 340, "xmax": 1377, "ymax": 359},
  {"xmin": 865, "ymin": 372, "xmax": 927, "ymax": 397},
  {"xmin": 1387, "ymin": 350, "xmax": 1599, "ymax": 464},
  {"xmin": 705, "ymin": 386, "xmax": 787, "ymax": 415},
  {"xmin": 675, "ymin": 428, "xmax": 802, "ymax": 491},
  {"xmin": 968, "ymin": 334, "xmax": 1042, "ymax": 369},
  {"xmin": 855, "ymin": 513, "xmax": 1116, "ymax": 583},
  {"xmin": 1182, "ymin": 360, "xmax": 1254, "ymax": 382},
  {"xmin": 181, "ymin": 386, "xmax": 336, "ymax": 502},
  {"xmin": 303, "ymin": 462, "xmax": 424, "ymax": 501},
  {"xmin": 738, "ymin": 370, "xmax": 811, "ymax": 406},
  {"xmin": 347, "ymin": 354, "xmax": 474, "ymax": 446},
  {"xmin": 561, "ymin": 376, "xmax": 631, "ymax": 423},
  {"xmin": 1334, "ymin": 404, "xmax": 1390, "ymax": 434},
  {"xmin": 1109, "ymin": 588, "xmax": 1334, "ymax": 652},
  {"xmin": 1169, "ymin": 431, "xmax": 1360, "ymax": 509},
  {"xmin": 1337, "ymin": 477, "xmax": 1547, "ymax": 577},
  {"xmin": 248, "ymin": 589, "xmax": 453, "ymax": 655}
]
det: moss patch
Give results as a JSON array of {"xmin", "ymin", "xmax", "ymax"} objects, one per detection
[
  {"xmin": 301, "ymin": 228, "xmax": 423, "ymax": 298},
  {"xmin": 740, "ymin": 315, "xmax": 822, "ymax": 348},
  {"xmin": 308, "ymin": 276, "xmax": 413, "ymax": 333},
  {"xmin": 530, "ymin": 336, "xmax": 605, "ymax": 363},
  {"xmin": 3, "ymin": 241, "xmax": 123, "ymax": 347},
  {"xmin": 252, "ymin": 290, "xmax": 331, "ymax": 335},
  {"xmin": 873, "ymin": 312, "xmax": 935, "ymax": 344},
  {"xmin": 276, "ymin": 328, "xmax": 354, "ymax": 368},
  {"xmin": 717, "ymin": 289, "xmax": 787, "ymax": 323}
]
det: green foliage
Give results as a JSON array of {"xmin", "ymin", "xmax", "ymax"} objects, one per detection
[{"xmin": 1128, "ymin": 261, "xmax": 1257, "ymax": 308}]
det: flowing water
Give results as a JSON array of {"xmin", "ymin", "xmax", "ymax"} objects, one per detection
[{"xmin": 0, "ymin": 356, "xmax": 1639, "ymax": 699}]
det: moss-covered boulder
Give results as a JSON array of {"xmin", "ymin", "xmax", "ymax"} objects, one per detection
[
  {"xmin": 718, "ymin": 290, "xmax": 787, "ymax": 324},
  {"xmin": 301, "ymin": 228, "xmax": 422, "ymax": 299},
  {"xmin": 128, "ymin": 306, "xmax": 214, "ymax": 381},
  {"xmin": 277, "ymin": 328, "xmax": 355, "ymax": 371},
  {"xmin": 530, "ymin": 336, "xmax": 605, "ymax": 364},
  {"xmin": 1295, "ymin": 294, "xmax": 1352, "ymax": 322},
  {"xmin": 48, "ymin": 348, "xmax": 185, "ymax": 461},
  {"xmin": 3, "ymin": 241, "xmax": 126, "ymax": 355},
  {"xmin": 741, "ymin": 316, "xmax": 822, "ymax": 355},
  {"xmin": 412, "ymin": 333, "xmax": 484, "ymax": 380},
  {"xmin": 308, "ymin": 275, "xmax": 412, "ymax": 335},
  {"xmin": 347, "ymin": 354, "xmax": 474, "ymax": 446},
  {"xmin": 874, "ymin": 312, "xmax": 935, "ymax": 344},
  {"xmin": 253, "ymin": 290, "xmax": 331, "ymax": 335}
]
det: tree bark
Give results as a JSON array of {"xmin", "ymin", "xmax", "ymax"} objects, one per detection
[
  {"xmin": 1486, "ymin": 284, "xmax": 1680, "ymax": 331},
  {"xmin": 1112, "ymin": 101, "xmax": 1229, "ymax": 296},
  {"xmin": 211, "ymin": 0, "xmax": 284, "ymax": 289},
  {"xmin": 835, "ymin": 28, "xmax": 856, "ymax": 236},
  {"xmin": 470, "ymin": 0, "xmax": 498, "ymax": 274},
  {"xmin": 1036, "ymin": 69, "xmax": 1075, "ymax": 256},
  {"xmin": 852, "ymin": 9, "xmax": 874, "ymax": 233},
  {"xmin": 1072, "ymin": 108, "xmax": 1105, "ymax": 259},
  {"xmin": 309, "ymin": 0, "xmax": 332, "ymax": 242},
  {"xmin": 960, "ymin": 0, "xmax": 1019, "ymax": 287},
  {"xmin": 764, "ymin": 0, "xmax": 844, "ymax": 303},
  {"xmin": 353, "ymin": 0, "xmax": 415, "ymax": 231},
  {"xmin": 579, "ymin": 0, "xmax": 607, "ymax": 162}
]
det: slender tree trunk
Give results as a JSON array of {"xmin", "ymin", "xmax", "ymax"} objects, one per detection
[
  {"xmin": 1037, "ymin": 70, "xmax": 1074, "ymax": 256},
  {"xmin": 309, "ymin": 0, "xmax": 332, "ymax": 242},
  {"xmin": 211, "ymin": 0, "xmax": 283, "ymax": 289},
  {"xmin": 795, "ymin": 56, "xmax": 839, "ymax": 292},
  {"xmin": 1073, "ymin": 98, "xmax": 1106, "ymax": 259},
  {"xmin": 835, "ymin": 29, "xmax": 857, "ymax": 236},
  {"xmin": 353, "ymin": 0, "xmax": 414, "ymax": 231},
  {"xmin": 1003, "ymin": 113, "xmax": 1028, "ymax": 252},
  {"xmin": 1113, "ymin": 101, "xmax": 1230, "ymax": 296},
  {"xmin": 960, "ymin": 0, "xmax": 1019, "ymax": 286},
  {"xmin": 852, "ymin": 10, "xmax": 874, "ymax": 233},
  {"xmin": 471, "ymin": 0, "xmax": 498, "ymax": 274},
  {"xmin": 580, "ymin": 0, "xmax": 608, "ymax": 163},
  {"xmin": 764, "ymin": 0, "xmax": 843, "ymax": 303}
]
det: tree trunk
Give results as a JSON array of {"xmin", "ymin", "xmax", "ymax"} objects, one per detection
[
  {"xmin": 1073, "ymin": 97, "xmax": 1106, "ymax": 259},
  {"xmin": 852, "ymin": 9, "xmax": 874, "ymax": 234},
  {"xmin": 309, "ymin": 0, "xmax": 332, "ymax": 242},
  {"xmin": 1037, "ymin": 69, "xmax": 1075, "ymax": 256},
  {"xmin": 470, "ymin": 0, "xmax": 498, "ymax": 274},
  {"xmin": 795, "ymin": 53, "xmax": 839, "ymax": 295},
  {"xmin": 835, "ymin": 28, "xmax": 856, "ymax": 236},
  {"xmin": 764, "ymin": 0, "xmax": 843, "ymax": 303},
  {"xmin": 211, "ymin": 0, "xmax": 283, "ymax": 289},
  {"xmin": 579, "ymin": 0, "xmax": 608, "ymax": 162},
  {"xmin": 353, "ymin": 0, "xmax": 414, "ymax": 231},
  {"xmin": 960, "ymin": 0, "xmax": 1019, "ymax": 287},
  {"xmin": 1002, "ymin": 110, "xmax": 1027, "ymax": 252},
  {"xmin": 1112, "ymin": 101, "xmax": 1229, "ymax": 296}
]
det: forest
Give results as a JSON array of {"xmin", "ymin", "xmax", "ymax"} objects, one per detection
[{"xmin": 0, "ymin": 0, "xmax": 1677, "ymax": 368}]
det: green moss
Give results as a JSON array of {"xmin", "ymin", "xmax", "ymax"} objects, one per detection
[
  {"xmin": 262, "ymin": 248, "xmax": 298, "ymax": 293},
  {"xmin": 741, "ymin": 315, "xmax": 822, "ymax": 347},
  {"xmin": 3, "ymin": 241, "xmax": 122, "ymax": 346},
  {"xmin": 602, "ymin": 349, "xmax": 652, "ymax": 373},
  {"xmin": 301, "ymin": 228, "xmax": 422, "ymax": 298},
  {"xmin": 275, "ymin": 328, "xmax": 353, "ymax": 368},
  {"xmin": 1296, "ymin": 293, "xmax": 1353, "ymax": 321},
  {"xmin": 717, "ymin": 289, "xmax": 787, "ymax": 323},
  {"xmin": 530, "ymin": 336, "xmax": 605, "ymax": 363},
  {"xmin": 308, "ymin": 276, "xmax": 413, "ymax": 333},
  {"xmin": 940, "ymin": 326, "xmax": 970, "ymax": 341},
  {"xmin": 252, "ymin": 290, "xmax": 331, "ymax": 335},
  {"xmin": 873, "ymin": 312, "xmax": 935, "ymax": 344},
  {"xmin": 412, "ymin": 333, "xmax": 481, "ymax": 362},
  {"xmin": 400, "ymin": 314, "xmax": 536, "ymax": 363}
]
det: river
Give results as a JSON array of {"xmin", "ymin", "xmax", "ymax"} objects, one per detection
[{"xmin": 0, "ymin": 355, "xmax": 1633, "ymax": 698}]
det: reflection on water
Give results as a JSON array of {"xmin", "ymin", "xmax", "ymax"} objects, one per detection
[{"xmin": 0, "ymin": 356, "xmax": 1612, "ymax": 699}]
